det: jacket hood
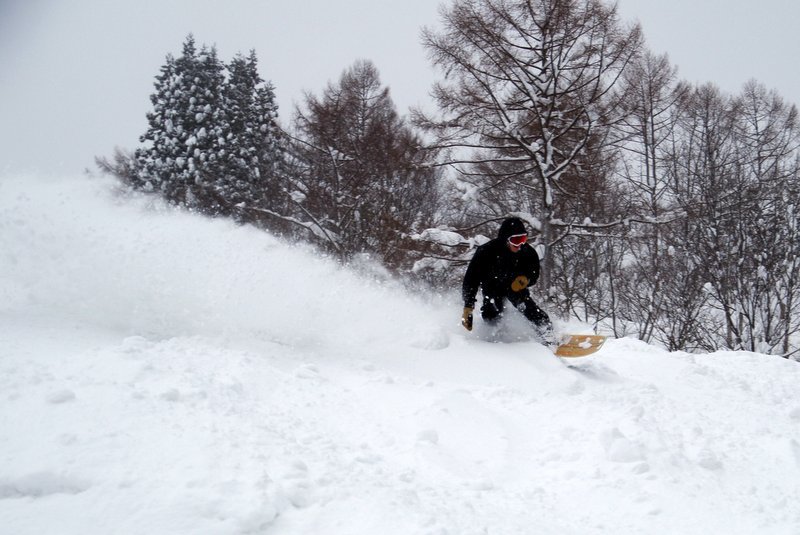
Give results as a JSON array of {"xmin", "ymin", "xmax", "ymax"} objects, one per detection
[{"xmin": 497, "ymin": 217, "xmax": 527, "ymax": 240}]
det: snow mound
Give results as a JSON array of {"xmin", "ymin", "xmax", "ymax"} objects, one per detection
[{"xmin": 1, "ymin": 174, "xmax": 800, "ymax": 534}]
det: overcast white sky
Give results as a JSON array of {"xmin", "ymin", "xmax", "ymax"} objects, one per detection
[{"xmin": 1, "ymin": 0, "xmax": 798, "ymax": 175}]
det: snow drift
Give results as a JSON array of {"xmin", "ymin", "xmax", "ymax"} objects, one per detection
[{"xmin": 1, "ymin": 174, "xmax": 800, "ymax": 534}]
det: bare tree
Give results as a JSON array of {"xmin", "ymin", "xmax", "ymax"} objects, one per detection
[
  {"xmin": 415, "ymin": 0, "xmax": 643, "ymax": 289},
  {"xmin": 666, "ymin": 84, "xmax": 744, "ymax": 349},
  {"xmin": 273, "ymin": 60, "xmax": 442, "ymax": 269},
  {"xmin": 614, "ymin": 51, "xmax": 689, "ymax": 341},
  {"xmin": 730, "ymin": 81, "xmax": 800, "ymax": 355}
]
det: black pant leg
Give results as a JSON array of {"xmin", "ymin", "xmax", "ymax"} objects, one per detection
[
  {"xmin": 508, "ymin": 290, "xmax": 552, "ymax": 330},
  {"xmin": 481, "ymin": 294, "xmax": 505, "ymax": 324}
]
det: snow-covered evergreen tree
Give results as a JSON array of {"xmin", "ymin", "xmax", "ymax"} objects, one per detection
[
  {"xmin": 129, "ymin": 37, "xmax": 283, "ymax": 218},
  {"xmin": 134, "ymin": 35, "xmax": 227, "ymax": 211},
  {"xmin": 220, "ymin": 51, "xmax": 281, "ymax": 217}
]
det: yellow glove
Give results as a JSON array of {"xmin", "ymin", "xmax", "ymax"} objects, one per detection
[
  {"xmin": 511, "ymin": 275, "xmax": 529, "ymax": 292},
  {"xmin": 461, "ymin": 307, "xmax": 474, "ymax": 331}
]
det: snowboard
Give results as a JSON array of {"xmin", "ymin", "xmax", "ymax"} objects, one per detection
[{"xmin": 554, "ymin": 334, "xmax": 607, "ymax": 358}]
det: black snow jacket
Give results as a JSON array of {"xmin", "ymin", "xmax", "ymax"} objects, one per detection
[{"xmin": 462, "ymin": 218, "xmax": 541, "ymax": 308}]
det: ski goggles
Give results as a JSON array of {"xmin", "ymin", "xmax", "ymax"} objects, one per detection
[{"xmin": 508, "ymin": 234, "xmax": 528, "ymax": 247}]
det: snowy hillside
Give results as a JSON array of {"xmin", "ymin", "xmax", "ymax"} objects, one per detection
[{"xmin": 2, "ymin": 174, "xmax": 800, "ymax": 535}]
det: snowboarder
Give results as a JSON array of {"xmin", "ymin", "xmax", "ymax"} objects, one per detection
[{"xmin": 461, "ymin": 217, "xmax": 553, "ymax": 343}]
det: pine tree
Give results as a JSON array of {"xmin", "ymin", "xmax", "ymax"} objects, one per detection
[
  {"xmin": 134, "ymin": 35, "xmax": 227, "ymax": 212},
  {"xmin": 220, "ymin": 51, "xmax": 281, "ymax": 217},
  {"xmin": 288, "ymin": 60, "xmax": 440, "ymax": 266},
  {"xmin": 188, "ymin": 44, "xmax": 227, "ymax": 211}
]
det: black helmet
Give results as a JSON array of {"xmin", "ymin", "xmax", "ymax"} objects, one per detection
[{"xmin": 497, "ymin": 217, "xmax": 526, "ymax": 240}]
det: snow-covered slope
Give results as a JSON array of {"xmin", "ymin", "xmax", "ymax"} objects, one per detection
[{"xmin": 2, "ymin": 174, "xmax": 800, "ymax": 534}]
